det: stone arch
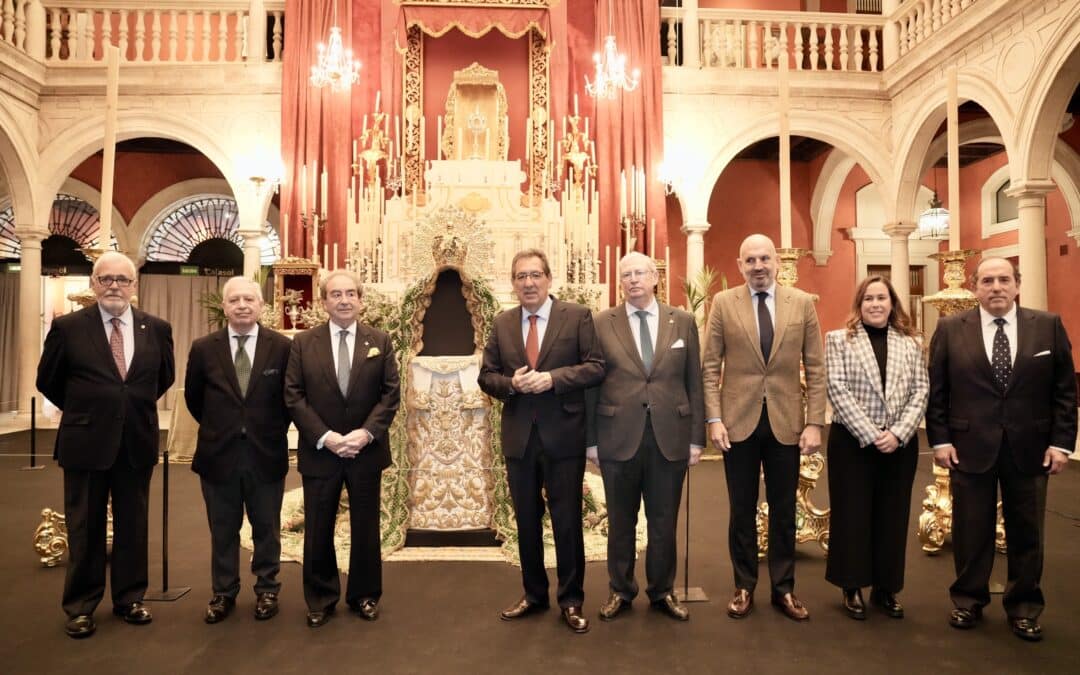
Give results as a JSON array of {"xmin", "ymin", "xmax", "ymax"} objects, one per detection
[
  {"xmin": 892, "ymin": 71, "xmax": 1017, "ymax": 226},
  {"xmin": 57, "ymin": 177, "xmax": 129, "ymax": 249},
  {"xmin": 0, "ymin": 105, "xmax": 38, "ymax": 232},
  {"xmin": 1013, "ymin": 3, "xmax": 1080, "ymax": 182},
  {"xmin": 697, "ymin": 112, "xmax": 893, "ymax": 226},
  {"xmin": 809, "ymin": 150, "xmax": 857, "ymax": 265}
]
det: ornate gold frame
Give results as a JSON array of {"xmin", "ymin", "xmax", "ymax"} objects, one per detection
[{"xmin": 440, "ymin": 63, "xmax": 509, "ymax": 162}]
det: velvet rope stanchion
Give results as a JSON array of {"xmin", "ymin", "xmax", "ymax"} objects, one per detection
[
  {"xmin": 676, "ymin": 467, "xmax": 707, "ymax": 603},
  {"xmin": 144, "ymin": 450, "xmax": 190, "ymax": 601},
  {"xmin": 19, "ymin": 396, "xmax": 45, "ymax": 471}
]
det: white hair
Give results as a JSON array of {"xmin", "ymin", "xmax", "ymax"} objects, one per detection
[
  {"xmin": 221, "ymin": 276, "xmax": 263, "ymax": 302},
  {"xmin": 91, "ymin": 251, "xmax": 137, "ymax": 278},
  {"xmin": 619, "ymin": 251, "xmax": 657, "ymax": 275}
]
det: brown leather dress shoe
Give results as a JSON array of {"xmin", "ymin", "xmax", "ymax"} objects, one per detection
[
  {"xmin": 500, "ymin": 596, "xmax": 549, "ymax": 621},
  {"xmin": 113, "ymin": 602, "xmax": 153, "ymax": 625},
  {"xmin": 842, "ymin": 589, "xmax": 865, "ymax": 620},
  {"xmin": 1009, "ymin": 617, "xmax": 1042, "ymax": 642},
  {"xmin": 561, "ymin": 606, "xmax": 590, "ymax": 634},
  {"xmin": 205, "ymin": 595, "xmax": 235, "ymax": 624},
  {"xmin": 254, "ymin": 592, "xmax": 279, "ymax": 621},
  {"xmin": 65, "ymin": 614, "xmax": 96, "ymax": 639},
  {"xmin": 652, "ymin": 594, "xmax": 689, "ymax": 621},
  {"xmin": 772, "ymin": 593, "xmax": 810, "ymax": 621},
  {"xmin": 598, "ymin": 592, "xmax": 631, "ymax": 621},
  {"xmin": 727, "ymin": 589, "xmax": 754, "ymax": 619}
]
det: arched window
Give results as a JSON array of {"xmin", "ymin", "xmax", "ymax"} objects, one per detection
[
  {"xmin": 994, "ymin": 180, "xmax": 1018, "ymax": 223},
  {"xmin": 145, "ymin": 195, "xmax": 279, "ymax": 265},
  {"xmin": 0, "ymin": 194, "xmax": 118, "ymax": 262},
  {"xmin": 981, "ymin": 167, "xmax": 1019, "ymax": 238}
]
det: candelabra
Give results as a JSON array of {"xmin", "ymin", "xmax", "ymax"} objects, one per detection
[
  {"xmin": 620, "ymin": 214, "xmax": 647, "ymax": 253},
  {"xmin": 346, "ymin": 240, "xmax": 384, "ymax": 284},
  {"xmin": 565, "ymin": 241, "xmax": 599, "ymax": 285}
]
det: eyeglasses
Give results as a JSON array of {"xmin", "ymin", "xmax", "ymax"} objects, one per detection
[
  {"xmin": 513, "ymin": 271, "xmax": 546, "ymax": 282},
  {"xmin": 95, "ymin": 275, "xmax": 134, "ymax": 288}
]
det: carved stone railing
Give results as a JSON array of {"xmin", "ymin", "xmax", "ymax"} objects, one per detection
[
  {"xmin": 1, "ymin": 0, "xmax": 284, "ymax": 63},
  {"xmin": 893, "ymin": 0, "xmax": 978, "ymax": 59},
  {"xmin": 661, "ymin": 8, "xmax": 886, "ymax": 73}
]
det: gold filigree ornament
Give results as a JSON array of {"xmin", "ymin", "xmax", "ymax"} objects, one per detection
[{"xmin": 406, "ymin": 205, "xmax": 495, "ymax": 279}]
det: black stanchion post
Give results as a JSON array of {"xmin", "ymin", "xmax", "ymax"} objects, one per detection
[
  {"xmin": 145, "ymin": 450, "xmax": 190, "ymax": 601},
  {"xmin": 676, "ymin": 466, "xmax": 707, "ymax": 602},
  {"xmin": 20, "ymin": 395, "xmax": 45, "ymax": 471}
]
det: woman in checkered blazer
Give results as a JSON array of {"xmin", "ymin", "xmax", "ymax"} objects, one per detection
[{"xmin": 824, "ymin": 275, "xmax": 928, "ymax": 621}]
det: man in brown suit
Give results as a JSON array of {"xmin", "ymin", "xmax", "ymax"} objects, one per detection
[
  {"xmin": 586, "ymin": 252, "xmax": 704, "ymax": 622},
  {"xmin": 702, "ymin": 234, "xmax": 826, "ymax": 622},
  {"xmin": 478, "ymin": 249, "xmax": 605, "ymax": 634}
]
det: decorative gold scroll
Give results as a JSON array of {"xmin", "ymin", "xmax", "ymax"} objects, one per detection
[
  {"xmin": 440, "ymin": 63, "xmax": 509, "ymax": 162},
  {"xmin": 528, "ymin": 27, "xmax": 550, "ymax": 205},
  {"xmin": 403, "ymin": 26, "xmax": 425, "ymax": 197}
]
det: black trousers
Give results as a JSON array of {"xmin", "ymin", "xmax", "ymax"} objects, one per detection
[
  {"xmin": 301, "ymin": 468, "xmax": 383, "ymax": 612},
  {"xmin": 950, "ymin": 439, "xmax": 1048, "ymax": 619},
  {"xmin": 825, "ymin": 423, "xmax": 918, "ymax": 592},
  {"xmin": 723, "ymin": 403, "xmax": 799, "ymax": 598},
  {"xmin": 199, "ymin": 449, "xmax": 284, "ymax": 599},
  {"xmin": 62, "ymin": 459, "xmax": 153, "ymax": 617},
  {"xmin": 505, "ymin": 425, "xmax": 586, "ymax": 609},
  {"xmin": 600, "ymin": 417, "xmax": 687, "ymax": 602}
]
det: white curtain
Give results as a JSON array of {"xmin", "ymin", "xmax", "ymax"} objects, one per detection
[
  {"xmin": 138, "ymin": 274, "xmax": 228, "ymax": 411},
  {"xmin": 0, "ymin": 272, "xmax": 18, "ymax": 412}
]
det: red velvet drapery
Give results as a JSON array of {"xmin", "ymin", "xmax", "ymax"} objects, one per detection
[{"xmin": 593, "ymin": 0, "xmax": 666, "ymax": 263}]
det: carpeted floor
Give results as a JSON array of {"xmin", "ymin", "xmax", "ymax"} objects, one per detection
[{"xmin": 0, "ymin": 429, "xmax": 1077, "ymax": 674}]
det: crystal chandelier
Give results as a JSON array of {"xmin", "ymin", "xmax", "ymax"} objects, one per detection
[
  {"xmin": 585, "ymin": 4, "xmax": 640, "ymax": 99},
  {"xmin": 309, "ymin": 3, "xmax": 360, "ymax": 92},
  {"xmin": 917, "ymin": 191, "xmax": 949, "ymax": 239}
]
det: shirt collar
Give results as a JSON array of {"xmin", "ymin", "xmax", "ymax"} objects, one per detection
[
  {"xmin": 98, "ymin": 304, "xmax": 133, "ymax": 326},
  {"xmin": 229, "ymin": 323, "xmax": 260, "ymax": 341},
  {"xmin": 524, "ymin": 296, "xmax": 553, "ymax": 321},
  {"xmin": 748, "ymin": 283, "xmax": 776, "ymax": 299},
  {"xmin": 625, "ymin": 298, "xmax": 659, "ymax": 318},
  {"xmin": 330, "ymin": 321, "xmax": 358, "ymax": 336},
  {"xmin": 979, "ymin": 304, "xmax": 1017, "ymax": 327}
]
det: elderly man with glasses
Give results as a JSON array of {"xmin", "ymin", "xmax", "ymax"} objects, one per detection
[{"xmin": 37, "ymin": 251, "xmax": 175, "ymax": 639}]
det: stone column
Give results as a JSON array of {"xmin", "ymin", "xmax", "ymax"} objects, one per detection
[
  {"xmin": 25, "ymin": 1, "xmax": 46, "ymax": 61},
  {"xmin": 239, "ymin": 230, "xmax": 263, "ymax": 279},
  {"xmin": 682, "ymin": 0, "xmax": 700, "ymax": 69},
  {"xmin": 883, "ymin": 221, "xmax": 916, "ymax": 310},
  {"xmin": 13, "ymin": 227, "xmax": 44, "ymax": 413},
  {"xmin": 881, "ymin": 0, "xmax": 898, "ymax": 68},
  {"xmin": 682, "ymin": 219, "xmax": 710, "ymax": 280},
  {"xmin": 247, "ymin": 0, "xmax": 267, "ymax": 62},
  {"xmin": 1006, "ymin": 179, "xmax": 1056, "ymax": 311}
]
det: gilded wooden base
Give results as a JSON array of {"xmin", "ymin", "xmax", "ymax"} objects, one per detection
[
  {"xmin": 917, "ymin": 463, "xmax": 1006, "ymax": 555},
  {"xmin": 756, "ymin": 453, "xmax": 830, "ymax": 559},
  {"xmin": 33, "ymin": 504, "xmax": 113, "ymax": 567}
]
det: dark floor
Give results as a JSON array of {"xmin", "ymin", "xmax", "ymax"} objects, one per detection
[{"xmin": 1, "ymin": 429, "xmax": 1077, "ymax": 674}]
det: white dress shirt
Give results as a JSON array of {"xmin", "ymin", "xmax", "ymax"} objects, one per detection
[
  {"xmin": 228, "ymin": 323, "xmax": 259, "ymax": 362},
  {"xmin": 625, "ymin": 298, "xmax": 659, "ymax": 359},
  {"xmin": 521, "ymin": 296, "xmax": 554, "ymax": 349},
  {"xmin": 979, "ymin": 304, "xmax": 1017, "ymax": 367},
  {"xmin": 318, "ymin": 320, "xmax": 366, "ymax": 450},
  {"xmin": 99, "ymin": 304, "xmax": 134, "ymax": 371}
]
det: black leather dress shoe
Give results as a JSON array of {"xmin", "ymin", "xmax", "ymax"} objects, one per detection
[
  {"xmin": 652, "ymin": 594, "xmax": 689, "ymax": 621},
  {"xmin": 306, "ymin": 607, "xmax": 335, "ymax": 628},
  {"xmin": 204, "ymin": 595, "xmax": 235, "ymax": 624},
  {"xmin": 500, "ymin": 596, "xmax": 549, "ymax": 621},
  {"xmin": 65, "ymin": 614, "xmax": 96, "ymax": 639},
  {"xmin": 598, "ymin": 592, "xmax": 631, "ymax": 621},
  {"xmin": 350, "ymin": 599, "xmax": 379, "ymax": 621},
  {"xmin": 842, "ymin": 588, "xmax": 866, "ymax": 620},
  {"xmin": 1009, "ymin": 617, "xmax": 1043, "ymax": 642},
  {"xmin": 561, "ymin": 606, "xmax": 590, "ymax": 634},
  {"xmin": 870, "ymin": 589, "xmax": 904, "ymax": 618},
  {"xmin": 949, "ymin": 607, "xmax": 981, "ymax": 629},
  {"xmin": 254, "ymin": 592, "xmax": 278, "ymax": 621},
  {"xmin": 113, "ymin": 602, "xmax": 152, "ymax": 625}
]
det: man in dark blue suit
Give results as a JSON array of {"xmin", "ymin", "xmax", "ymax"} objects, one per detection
[{"xmin": 37, "ymin": 251, "xmax": 175, "ymax": 639}]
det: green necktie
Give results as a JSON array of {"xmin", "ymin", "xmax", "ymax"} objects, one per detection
[{"xmin": 234, "ymin": 334, "xmax": 251, "ymax": 396}]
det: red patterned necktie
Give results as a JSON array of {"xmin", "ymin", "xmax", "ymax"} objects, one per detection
[
  {"xmin": 110, "ymin": 317, "xmax": 127, "ymax": 380},
  {"xmin": 525, "ymin": 314, "xmax": 539, "ymax": 370}
]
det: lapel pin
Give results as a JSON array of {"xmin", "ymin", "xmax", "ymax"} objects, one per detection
[{"xmin": 140, "ymin": 324, "xmax": 145, "ymax": 330}]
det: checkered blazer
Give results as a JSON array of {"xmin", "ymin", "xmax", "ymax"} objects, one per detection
[{"xmin": 825, "ymin": 324, "xmax": 928, "ymax": 447}]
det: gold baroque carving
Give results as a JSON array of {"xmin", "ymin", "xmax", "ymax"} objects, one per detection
[
  {"xmin": 459, "ymin": 192, "xmax": 491, "ymax": 213},
  {"xmin": 440, "ymin": 62, "xmax": 509, "ymax": 162},
  {"xmin": 404, "ymin": 26, "xmax": 425, "ymax": 194},
  {"xmin": 527, "ymin": 27, "xmax": 550, "ymax": 206}
]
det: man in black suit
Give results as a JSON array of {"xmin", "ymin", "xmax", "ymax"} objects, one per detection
[
  {"xmin": 928, "ymin": 257, "xmax": 1077, "ymax": 642},
  {"xmin": 37, "ymin": 251, "xmax": 175, "ymax": 639},
  {"xmin": 285, "ymin": 269, "xmax": 399, "ymax": 628},
  {"xmin": 478, "ymin": 249, "xmax": 604, "ymax": 634},
  {"xmin": 586, "ymin": 252, "xmax": 704, "ymax": 622},
  {"xmin": 185, "ymin": 277, "xmax": 292, "ymax": 624}
]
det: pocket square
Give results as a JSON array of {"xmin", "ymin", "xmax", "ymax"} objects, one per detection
[
  {"xmin": 671, "ymin": 338, "xmax": 685, "ymax": 349},
  {"xmin": 1033, "ymin": 350, "xmax": 1051, "ymax": 357},
  {"xmin": 367, "ymin": 347, "xmax": 381, "ymax": 358},
  {"xmin": 262, "ymin": 368, "xmax": 280, "ymax": 375}
]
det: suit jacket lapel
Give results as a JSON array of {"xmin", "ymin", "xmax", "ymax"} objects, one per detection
[
  {"xmin": 246, "ymin": 328, "xmax": 273, "ymax": 399},
  {"xmin": 1005, "ymin": 309, "xmax": 1034, "ymax": 394},
  {"xmin": 852, "ymin": 324, "xmax": 885, "ymax": 399},
  {"xmin": 511, "ymin": 305, "xmax": 527, "ymax": 365},
  {"xmin": 961, "ymin": 309, "xmax": 996, "ymax": 384},
  {"xmin": 347, "ymin": 325, "xmax": 374, "ymax": 396},
  {"xmin": 650, "ymin": 304, "xmax": 676, "ymax": 372},
  {"xmin": 85, "ymin": 308, "xmax": 121, "ymax": 380},
  {"xmin": 213, "ymin": 329, "xmax": 244, "ymax": 400},
  {"xmin": 883, "ymin": 326, "xmax": 906, "ymax": 401},
  {"xmin": 770, "ymin": 286, "xmax": 791, "ymax": 364},
  {"xmin": 536, "ymin": 299, "xmax": 565, "ymax": 368},
  {"xmin": 733, "ymin": 287, "xmax": 765, "ymax": 367},
  {"xmin": 316, "ymin": 323, "xmax": 342, "ymax": 397},
  {"xmin": 127, "ymin": 309, "xmax": 149, "ymax": 380},
  {"xmin": 611, "ymin": 307, "xmax": 647, "ymax": 375}
]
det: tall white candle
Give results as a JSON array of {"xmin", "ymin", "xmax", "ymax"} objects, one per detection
[
  {"xmin": 437, "ymin": 116, "xmax": 442, "ymax": 160},
  {"xmin": 650, "ymin": 218, "xmax": 656, "ymax": 258},
  {"xmin": 333, "ymin": 243, "xmax": 338, "ymax": 271},
  {"xmin": 420, "ymin": 115, "xmax": 426, "ymax": 161},
  {"xmin": 374, "ymin": 89, "xmax": 381, "ymax": 113},
  {"xmin": 574, "ymin": 93, "xmax": 579, "ymax": 117},
  {"xmin": 281, "ymin": 212, "xmax": 288, "ymax": 259},
  {"xmin": 301, "ymin": 163, "xmax": 308, "ymax": 213},
  {"xmin": 320, "ymin": 169, "xmax": 328, "ymax": 216}
]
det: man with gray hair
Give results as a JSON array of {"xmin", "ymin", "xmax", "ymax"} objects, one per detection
[
  {"xmin": 185, "ymin": 276, "xmax": 292, "ymax": 624},
  {"xmin": 37, "ymin": 251, "xmax": 175, "ymax": 639},
  {"xmin": 285, "ymin": 269, "xmax": 400, "ymax": 628}
]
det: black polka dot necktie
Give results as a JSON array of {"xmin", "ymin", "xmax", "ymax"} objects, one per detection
[{"xmin": 991, "ymin": 317, "xmax": 1011, "ymax": 391}]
